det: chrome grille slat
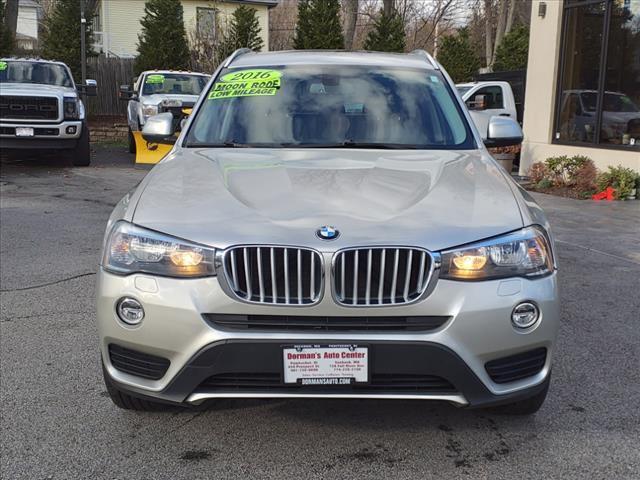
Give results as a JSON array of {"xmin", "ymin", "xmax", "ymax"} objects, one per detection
[
  {"xmin": 270, "ymin": 248, "xmax": 277, "ymax": 303},
  {"xmin": 243, "ymin": 248, "xmax": 252, "ymax": 299},
  {"xmin": 365, "ymin": 249, "xmax": 372, "ymax": 305},
  {"xmin": 417, "ymin": 251, "xmax": 426, "ymax": 291},
  {"xmin": 230, "ymin": 250, "xmax": 238, "ymax": 290},
  {"xmin": 284, "ymin": 248, "xmax": 290, "ymax": 304},
  {"xmin": 257, "ymin": 247, "xmax": 265, "ymax": 302},
  {"xmin": 223, "ymin": 246, "xmax": 322, "ymax": 306},
  {"xmin": 403, "ymin": 250, "xmax": 413, "ymax": 302},
  {"xmin": 378, "ymin": 249, "xmax": 386, "ymax": 304},
  {"xmin": 352, "ymin": 250, "xmax": 359, "ymax": 305},
  {"xmin": 310, "ymin": 254, "xmax": 315, "ymax": 299},
  {"xmin": 297, "ymin": 249, "xmax": 302, "ymax": 305},
  {"xmin": 333, "ymin": 247, "xmax": 432, "ymax": 307},
  {"xmin": 390, "ymin": 249, "xmax": 399, "ymax": 305}
]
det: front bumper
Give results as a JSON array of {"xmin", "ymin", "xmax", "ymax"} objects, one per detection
[
  {"xmin": 0, "ymin": 120, "xmax": 82, "ymax": 149},
  {"xmin": 97, "ymin": 269, "xmax": 559, "ymax": 407}
]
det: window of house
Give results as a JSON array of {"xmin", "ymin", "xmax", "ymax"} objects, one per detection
[
  {"xmin": 555, "ymin": 0, "xmax": 640, "ymax": 149},
  {"xmin": 197, "ymin": 7, "xmax": 217, "ymax": 40}
]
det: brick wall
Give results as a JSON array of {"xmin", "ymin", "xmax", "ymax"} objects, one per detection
[{"xmin": 89, "ymin": 122, "xmax": 129, "ymax": 143}]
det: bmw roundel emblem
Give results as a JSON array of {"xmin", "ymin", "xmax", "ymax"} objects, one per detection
[{"xmin": 317, "ymin": 225, "xmax": 339, "ymax": 240}]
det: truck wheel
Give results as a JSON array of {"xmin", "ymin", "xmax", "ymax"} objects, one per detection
[
  {"xmin": 128, "ymin": 127, "xmax": 136, "ymax": 154},
  {"xmin": 102, "ymin": 363, "xmax": 175, "ymax": 412},
  {"xmin": 71, "ymin": 122, "xmax": 91, "ymax": 167},
  {"xmin": 493, "ymin": 376, "xmax": 550, "ymax": 415}
]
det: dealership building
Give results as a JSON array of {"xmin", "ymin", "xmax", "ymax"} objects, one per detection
[{"xmin": 520, "ymin": 0, "xmax": 640, "ymax": 175}]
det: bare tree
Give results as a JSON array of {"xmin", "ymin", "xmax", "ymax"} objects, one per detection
[
  {"xmin": 393, "ymin": 0, "xmax": 466, "ymax": 52},
  {"xmin": 383, "ymin": 0, "xmax": 393, "ymax": 17},
  {"xmin": 491, "ymin": 0, "xmax": 507, "ymax": 66},
  {"xmin": 269, "ymin": 0, "xmax": 297, "ymax": 50},
  {"xmin": 342, "ymin": 0, "xmax": 358, "ymax": 50},
  {"xmin": 4, "ymin": 0, "xmax": 18, "ymax": 41},
  {"xmin": 505, "ymin": 0, "xmax": 516, "ymax": 33},
  {"xmin": 484, "ymin": 0, "xmax": 492, "ymax": 67}
]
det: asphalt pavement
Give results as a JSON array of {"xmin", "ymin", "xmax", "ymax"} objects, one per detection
[{"xmin": 1, "ymin": 146, "xmax": 639, "ymax": 479}]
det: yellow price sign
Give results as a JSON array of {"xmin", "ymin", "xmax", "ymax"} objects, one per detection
[
  {"xmin": 146, "ymin": 74, "xmax": 165, "ymax": 84},
  {"xmin": 209, "ymin": 69, "xmax": 281, "ymax": 100}
]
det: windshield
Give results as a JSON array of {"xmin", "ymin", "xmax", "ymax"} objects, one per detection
[
  {"xmin": 141, "ymin": 73, "xmax": 209, "ymax": 95},
  {"xmin": 603, "ymin": 93, "xmax": 639, "ymax": 113},
  {"xmin": 0, "ymin": 60, "xmax": 73, "ymax": 87},
  {"xmin": 186, "ymin": 66, "xmax": 475, "ymax": 149},
  {"xmin": 579, "ymin": 91, "xmax": 639, "ymax": 113}
]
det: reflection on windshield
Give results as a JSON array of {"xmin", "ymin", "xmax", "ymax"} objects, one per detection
[
  {"xmin": 141, "ymin": 74, "xmax": 208, "ymax": 96},
  {"xmin": 187, "ymin": 66, "xmax": 474, "ymax": 149},
  {"xmin": 0, "ymin": 61, "xmax": 73, "ymax": 87}
]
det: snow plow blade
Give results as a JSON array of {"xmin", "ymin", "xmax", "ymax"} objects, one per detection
[{"xmin": 133, "ymin": 131, "xmax": 173, "ymax": 164}]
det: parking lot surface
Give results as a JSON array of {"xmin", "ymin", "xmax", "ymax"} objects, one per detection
[{"xmin": 1, "ymin": 147, "xmax": 639, "ymax": 479}]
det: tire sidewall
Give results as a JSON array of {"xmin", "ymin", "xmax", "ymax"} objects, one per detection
[{"xmin": 71, "ymin": 121, "xmax": 91, "ymax": 167}]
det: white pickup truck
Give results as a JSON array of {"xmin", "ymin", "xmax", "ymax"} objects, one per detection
[
  {"xmin": 119, "ymin": 70, "xmax": 210, "ymax": 153},
  {"xmin": 0, "ymin": 58, "xmax": 96, "ymax": 166},
  {"xmin": 456, "ymin": 81, "xmax": 518, "ymax": 139}
]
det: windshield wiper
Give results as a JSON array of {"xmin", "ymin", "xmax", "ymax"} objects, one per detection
[
  {"xmin": 185, "ymin": 140, "xmax": 421, "ymax": 149},
  {"xmin": 186, "ymin": 140, "xmax": 279, "ymax": 148},
  {"xmin": 295, "ymin": 140, "xmax": 419, "ymax": 149}
]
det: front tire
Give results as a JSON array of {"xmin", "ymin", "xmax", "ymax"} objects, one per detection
[
  {"xmin": 71, "ymin": 122, "xmax": 91, "ymax": 166},
  {"xmin": 128, "ymin": 127, "xmax": 136, "ymax": 154},
  {"xmin": 493, "ymin": 376, "xmax": 550, "ymax": 415},
  {"xmin": 102, "ymin": 363, "xmax": 175, "ymax": 411}
]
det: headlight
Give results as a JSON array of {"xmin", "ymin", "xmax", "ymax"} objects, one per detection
[
  {"xmin": 63, "ymin": 97, "xmax": 80, "ymax": 120},
  {"xmin": 440, "ymin": 226, "xmax": 554, "ymax": 281},
  {"xmin": 141, "ymin": 104, "xmax": 159, "ymax": 117},
  {"xmin": 102, "ymin": 222, "xmax": 216, "ymax": 278}
]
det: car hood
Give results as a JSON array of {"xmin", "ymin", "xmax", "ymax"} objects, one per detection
[
  {"xmin": 132, "ymin": 148, "xmax": 523, "ymax": 251},
  {"xmin": 602, "ymin": 111, "xmax": 640, "ymax": 123},
  {"xmin": 139, "ymin": 93, "xmax": 200, "ymax": 105},
  {"xmin": 0, "ymin": 82, "xmax": 76, "ymax": 96}
]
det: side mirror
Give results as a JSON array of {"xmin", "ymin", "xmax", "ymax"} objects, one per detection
[
  {"xmin": 78, "ymin": 79, "xmax": 97, "ymax": 96},
  {"xmin": 467, "ymin": 94, "xmax": 487, "ymax": 111},
  {"xmin": 142, "ymin": 112, "xmax": 176, "ymax": 144},
  {"xmin": 484, "ymin": 116, "xmax": 523, "ymax": 148},
  {"xmin": 119, "ymin": 84, "xmax": 134, "ymax": 100}
]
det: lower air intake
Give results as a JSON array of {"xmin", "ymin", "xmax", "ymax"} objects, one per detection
[
  {"xmin": 485, "ymin": 347, "xmax": 547, "ymax": 384},
  {"xmin": 108, "ymin": 344, "xmax": 170, "ymax": 380}
]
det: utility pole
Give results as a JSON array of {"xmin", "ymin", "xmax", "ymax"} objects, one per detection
[{"xmin": 80, "ymin": 0, "xmax": 87, "ymax": 90}]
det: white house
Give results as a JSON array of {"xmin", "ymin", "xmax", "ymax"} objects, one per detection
[
  {"xmin": 93, "ymin": 0, "xmax": 278, "ymax": 58},
  {"xmin": 15, "ymin": 0, "xmax": 41, "ymax": 50}
]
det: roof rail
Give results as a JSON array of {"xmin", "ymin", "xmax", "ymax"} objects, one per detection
[
  {"xmin": 223, "ymin": 48, "xmax": 253, "ymax": 68},
  {"xmin": 410, "ymin": 49, "xmax": 439, "ymax": 70}
]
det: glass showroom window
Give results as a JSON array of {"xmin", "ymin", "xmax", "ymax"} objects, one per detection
[{"xmin": 555, "ymin": 0, "xmax": 640, "ymax": 149}]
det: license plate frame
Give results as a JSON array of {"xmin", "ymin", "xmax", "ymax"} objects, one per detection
[
  {"xmin": 15, "ymin": 127, "xmax": 34, "ymax": 137},
  {"xmin": 282, "ymin": 344, "xmax": 370, "ymax": 385}
]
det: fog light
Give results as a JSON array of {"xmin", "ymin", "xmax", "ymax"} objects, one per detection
[
  {"xmin": 116, "ymin": 297, "xmax": 144, "ymax": 325},
  {"xmin": 511, "ymin": 302, "xmax": 539, "ymax": 329},
  {"xmin": 66, "ymin": 126, "xmax": 77, "ymax": 134}
]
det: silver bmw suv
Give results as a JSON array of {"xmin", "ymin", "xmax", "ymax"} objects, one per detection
[{"xmin": 98, "ymin": 50, "xmax": 559, "ymax": 415}]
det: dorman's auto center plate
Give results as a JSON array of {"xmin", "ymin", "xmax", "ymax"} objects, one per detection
[{"xmin": 283, "ymin": 344, "xmax": 368, "ymax": 385}]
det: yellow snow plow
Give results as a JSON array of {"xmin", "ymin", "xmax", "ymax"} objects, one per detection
[
  {"xmin": 134, "ymin": 107, "xmax": 193, "ymax": 164},
  {"xmin": 133, "ymin": 131, "xmax": 174, "ymax": 164}
]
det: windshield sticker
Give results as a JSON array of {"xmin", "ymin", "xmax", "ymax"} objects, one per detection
[
  {"xmin": 0, "ymin": 61, "xmax": 7, "ymax": 71},
  {"xmin": 209, "ymin": 69, "xmax": 281, "ymax": 100},
  {"xmin": 344, "ymin": 103, "xmax": 364, "ymax": 114},
  {"xmin": 146, "ymin": 74, "xmax": 165, "ymax": 84}
]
